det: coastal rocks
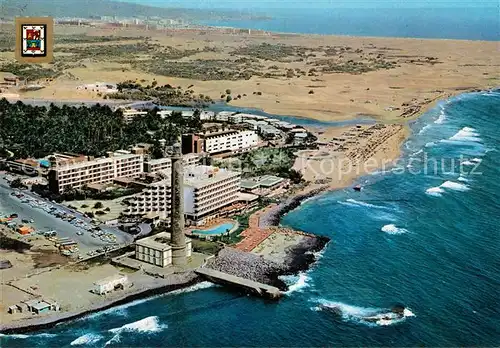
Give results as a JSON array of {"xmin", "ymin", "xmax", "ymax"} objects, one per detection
[
  {"xmin": 206, "ymin": 247, "xmax": 287, "ymax": 289},
  {"xmin": 258, "ymin": 187, "xmax": 329, "ymax": 228},
  {"xmin": 282, "ymin": 233, "xmax": 329, "ymax": 274}
]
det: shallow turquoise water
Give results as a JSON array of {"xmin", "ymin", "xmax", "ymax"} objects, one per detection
[
  {"xmin": 1, "ymin": 90, "xmax": 499, "ymax": 347},
  {"xmin": 192, "ymin": 222, "xmax": 235, "ymax": 235}
]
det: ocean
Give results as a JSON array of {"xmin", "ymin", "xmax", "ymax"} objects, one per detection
[
  {"xmin": 2, "ymin": 89, "xmax": 499, "ymax": 346},
  {"xmin": 197, "ymin": 7, "xmax": 499, "ymax": 41}
]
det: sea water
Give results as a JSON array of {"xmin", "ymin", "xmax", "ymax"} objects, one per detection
[
  {"xmin": 2, "ymin": 90, "xmax": 499, "ymax": 346},
  {"xmin": 197, "ymin": 7, "xmax": 499, "ymax": 41}
]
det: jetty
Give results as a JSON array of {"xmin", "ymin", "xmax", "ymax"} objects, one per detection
[{"xmin": 195, "ymin": 267, "xmax": 282, "ymax": 300}]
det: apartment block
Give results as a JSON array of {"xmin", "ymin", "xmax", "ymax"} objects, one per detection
[
  {"xmin": 144, "ymin": 158, "xmax": 172, "ymax": 174},
  {"xmin": 143, "ymin": 154, "xmax": 201, "ymax": 174},
  {"xmin": 184, "ymin": 165, "xmax": 241, "ymax": 225},
  {"xmin": 48, "ymin": 151, "xmax": 143, "ymax": 194},
  {"xmin": 123, "ymin": 179, "xmax": 171, "ymax": 223},
  {"xmin": 183, "ymin": 129, "xmax": 258, "ymax": 155}
]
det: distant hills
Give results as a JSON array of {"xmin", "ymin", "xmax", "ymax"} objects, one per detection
[{"xmin": 0, "ymin": 0, "xmax": 263, "ymax": 20}]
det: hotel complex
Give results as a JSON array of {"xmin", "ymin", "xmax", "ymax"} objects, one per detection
[
  {"xmin": 184, "ymin": 165, "xmax": 241, "ymax": 225},
  {"xmin": 123, "ymin": 178, "xmax": 172, "ymax": 223},
  {"xmin": 183, "ymin": 129, "xmax": 258, "ymax": 155},
  {"xmin": 123, "ymin": 165, "xmax": 241, "ymax": 226},
  {"xmin": 48, "ymin": 151, "xmax": 143, "ymax": 194}
]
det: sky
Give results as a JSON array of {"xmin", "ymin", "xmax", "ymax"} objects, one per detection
[{"xmin": 117, "ymin": 0, "xmax": 500, "ymax": 9}]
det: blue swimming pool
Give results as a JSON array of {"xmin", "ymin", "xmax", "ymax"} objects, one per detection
[{"xmin": 192, "ymin": 222, "xmax": 235, "ymax": 235}]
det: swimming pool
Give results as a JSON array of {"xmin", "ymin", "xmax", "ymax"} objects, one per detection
[{"xmin": 192, "ymin": 222, "xmax": 235, "ymax": 235}]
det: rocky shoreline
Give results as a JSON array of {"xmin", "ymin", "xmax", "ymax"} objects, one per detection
[
  {"xmin": 208, "ymin": 187, "xmax": 331, "ymax": 290},
  {"xmin": 258, "ymin": 186, "xmax": 330, "ymax": 228}
]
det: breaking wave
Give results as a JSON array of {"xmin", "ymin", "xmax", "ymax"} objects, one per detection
[
  {"xmin": 461, "ymin": 158, "xmax": 482, "ymax": 166},
  {"xmin": 458, "ymin": 176, "xmax": 469, "ymax": 182},
  {"xmin": 435, "ymin": 109, "xmax": 446, "ymax": 124},
  {"xmin": 426, "ymin": 180, "xmax": 470, "ymax": 196},
  {"xmin": 339, "ymin": 199, "xmax": 397, "ymax": 211},
  {"xmin": 70, "ymin": 333, "xmax": 103, "ymax": 345},
  {"xmin": 167, "ymin": 281, "xmax": 215, "ymax": 296},
  {"xmin": 440, "ymin": 181, "xmax": 470, "ymax": 191},
  {"xmin": 105, "ymin": 316, "xmax": 167, "ymax": 346},
  {"xmin": 426, "ymin": 186, "xmax": 445, "ymax": 197},
  {"xmin": 381, "ymin": 224, "xmax": 409, "ymax": 235},
  {"xmin": 443, "ymin": 127, "xmax": 482, "ymax": 144},
  {"xmin": 0, "ymin": 333, "xmax": 57, "ymax": 339},
  {"xmin": 419, "ymin": 124, "xmax": 431, "ymax": 134},
  {"xmin": 282, "ymin": 272, "xmax": 312, "ymax": 295},
  {"xmin": 109, "ymin": 316, "xmax": 166, "ymax": 334},
  {"xmin": 311, "ymin": 299, "xmax": 415, "ymax": 327}
]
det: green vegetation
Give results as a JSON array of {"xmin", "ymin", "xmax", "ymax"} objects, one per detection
[
  {"xmin": 32, "ymin": 184, "xmax": 143, "ymax": 203},
  {"xmin": 0, "ymin": 33, "xmax": 14, "ymax": 51},
  {"xmin": 230, "ymin": 43, "xmax": 313, "ymax": 62},
  {"xmin": 191, "ymin": 239, "xmax": 222, "ymax": 255},
  {"xmin": 55, "ymin": 35, "xmax": 144, "ymax": 44},
  {"xmin": 225, "ymin": 148, "xmax": 304, "ymax": 184},
  {"xmin": 313, "ymin": 59, "xmax": 398, "ymax": 74},
  {"xmin": 57, "ymin": 42, "xmax": 155, "ymax": 58},
  {"xmin": 0, "ymin": 63, "xmax": 61, "ymax": 81},
  {"xmin": 0, "ymin": 99, "xmax": 202, "ymax": 159},
  {"xmin": 136, "ymin": 59, "xmax": 260, "ymax": 81},
  {"xmin": 109, "ymin": 80, "xmax": 211, "ymax": 106}
]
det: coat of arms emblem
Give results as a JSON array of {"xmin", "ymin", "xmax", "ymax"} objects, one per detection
[
  {"xmin": 22, "ymin": 25, "xmax": 46, "ymax": 56},
  {"xmin": 15, "ymin": 17, "xmax": 53, "ymax": 63}
]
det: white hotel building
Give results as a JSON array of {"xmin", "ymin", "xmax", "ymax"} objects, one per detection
[
  {"xmin": 124, "ymin": 165, "xmax": 241, "ymax": 226},
  {"xmin": 203, "ymin": 129, "xmax": 258, "ymax": 155},
  {"xmin": 48, "ymin": 151, "xmax": 143, "ymax": 194},
  {"xmin": 184, "ymin": 165, "xmax": 241, "ymax": 225},
  {"xmin": 123, "ymin": 179, "xmax": 172, "ymax": 223}
]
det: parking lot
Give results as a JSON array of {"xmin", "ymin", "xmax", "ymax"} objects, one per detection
[{"xmin": 0, "ymin": 175, "xmax": 134, "ymax": 256}]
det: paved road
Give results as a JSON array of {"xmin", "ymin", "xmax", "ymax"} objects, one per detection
[{"xmin": 0, "ymin": 175, "xmax": 134, "ymax": 254}]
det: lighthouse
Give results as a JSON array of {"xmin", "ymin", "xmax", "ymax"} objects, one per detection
[{"xmin": 170, "ymin": 139, "xmax": 187, "ymax": 265}]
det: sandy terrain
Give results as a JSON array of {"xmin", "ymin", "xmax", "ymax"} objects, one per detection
[{"xmin": 0, "ymin": 25, "xmax": 497, "ymax": 122}]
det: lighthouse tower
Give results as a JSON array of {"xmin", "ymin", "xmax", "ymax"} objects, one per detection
[{"xmin": 169, "ymin": 140, "xmax": 187, "ymax": 265}]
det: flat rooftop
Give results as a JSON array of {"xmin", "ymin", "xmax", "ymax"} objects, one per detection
[
  {"xmin": 184, "ymin": 165, "xmax": 240, "ymax": 189},
  {"xmin": 136, "ymin": 232, "xmax": 173, "ymax": 251},
  {"xmin": 241, "ymin": 175, "xmax": 284, "ymax": 189}
]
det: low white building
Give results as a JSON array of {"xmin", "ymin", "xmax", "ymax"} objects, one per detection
[
  {"xmin": 121, "ymin": 109, "xmax": 148, "ymax": 123},
  {"xmin": 135, "ymin": 232, "xmax": 192, "ymax": 267},
  {"xmin": 158, "ymin": 110, "xmax": 213, "ymax": 120},
  {"xmin": 92, "ymin": 275, "xmax": 128, "ymax": 295}
]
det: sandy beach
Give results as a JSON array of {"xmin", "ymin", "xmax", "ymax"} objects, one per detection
[{"xmin": 295, "ymin": 123, "xmax": 410, "ymax": 190}]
